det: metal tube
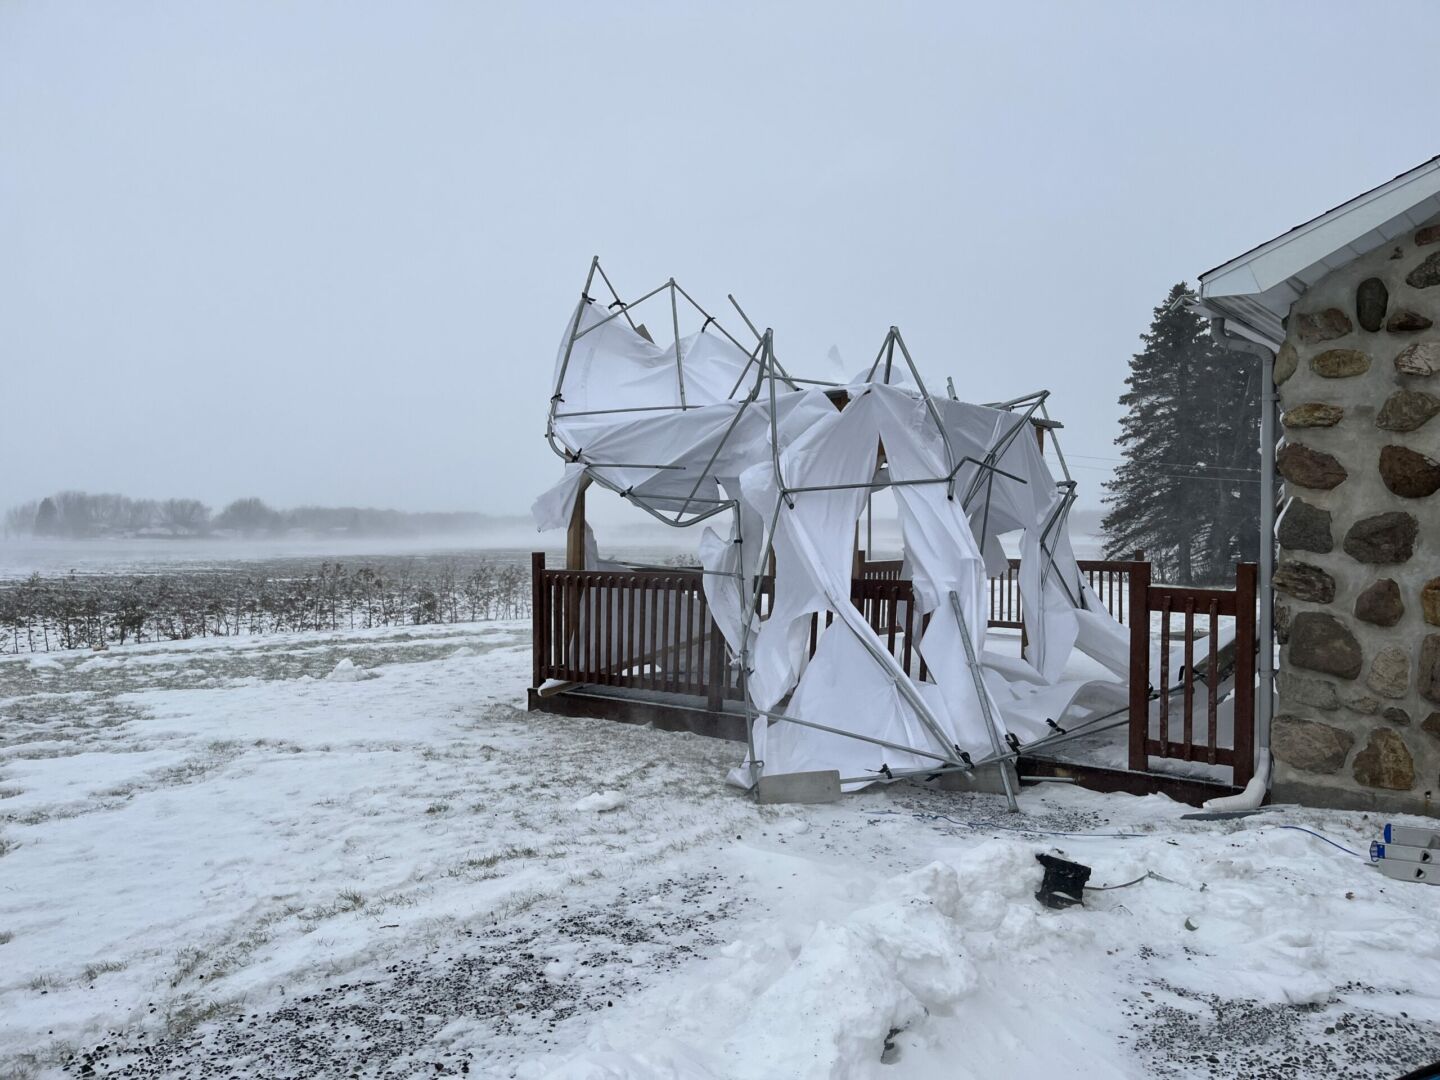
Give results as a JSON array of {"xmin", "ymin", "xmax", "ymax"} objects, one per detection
[
  {"xmin": 724, "ymin": 338, "xmax": 767, "ymax": 402},
  {"xmin": 594, "ymin": 259, "xmax": 640, "ymax": 333},
  {"xmin": 726, "ymin": 295, "xmax": 800, "ymax": 390},
  {"xmin": 1038, "ymin": 400, "xmax": 1074, "ymax": 485},
  {"xmin": 982, "ymin": 390, "xmax": 1049, "ymax": 410},
  {"xmin": 554, "ymin": 404, "xmax": 690, "ymax": 419},
  {"xmin": 572, "ymin": 282, "xmax": 672, "ymax": 342},
  {"xmin": 780, "ymin": 457, "xmax": 1025, "ymax": 496},
  {"xmin": 948, "ymin": 591, "xmax": 1018, "ymax": 812},
  {"xmin": 961, "ymin": 395, "xmax": 1047, "ymax": 509},
  {"xmin": 546, "ymin": 259, "xmax": 601, "ymax": 438},
  {"xmin": 671, "ymin": 280, "xmax": 755, "ymax": 360},
  {"xmin": 863, "ymin": 330, "xmax": 890, "ymax": 383},
  {"xmin": 579, "ymin": 462, "xmax": 688, "ymax": 471},
  {"xmin": 739, "ymin": 494, "xmax": 788, "ymax": 791},
  {"xmin": 838, "ymin": 763, "xmax": 974, "ymax": 784},
  {"xmin": 763, "ymin": 708, "xmax": 959, "ymax": 765},
  {"xmin": 670, "ymin": 280, "xmax": 687, "ymax": 408},
  {"xmin": 764, "ymin": 333, "xmax": 793, "ymax": 509},
  {"xmin": 891, "ymin": 329, "xmax": 959, "ymax": 496},
  {"xmin": 674, "ymin": 361, "xmax": 767, "ymax": 520}
]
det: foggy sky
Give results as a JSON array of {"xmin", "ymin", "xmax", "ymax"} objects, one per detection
[{"xmin": 4, "ymin": 1, "xmax": 1437, "ymax": 525}]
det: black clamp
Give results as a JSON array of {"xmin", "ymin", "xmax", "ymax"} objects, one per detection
[
  {"xmin": 608, "ymin": 299, "xmax": 628, "ymax": 310},
  {"xmin": 1005, "ymin": 733, "xmax": 1021, "ymax": 754},
  {"xmin": 879, "ymin": 763, "xmax": 894, "ymax": 780},
  {"xmin": 700, "ymin": 315, "xmax": 716, "ymax": 333},
  {"xmin": 1045, "ymin": 718, "xmax": 1067, "ymax": 736}
]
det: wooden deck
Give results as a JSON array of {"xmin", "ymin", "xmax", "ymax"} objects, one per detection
[{"xmin": 528, "ymin": 552, "xmax": 1258, "ymax": 806}]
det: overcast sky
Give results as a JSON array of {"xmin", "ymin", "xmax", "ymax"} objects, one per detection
[{"xmin": 3, "ymin": 0, "xmax": 1437, "ymax": 523}]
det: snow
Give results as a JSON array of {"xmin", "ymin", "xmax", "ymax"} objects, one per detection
[
  {"xmin": 2, "ymin": 625, "xmax": 1439, "ymax": 1078},
  {"xmin": 574, "ymin": 791, "xmax": 626, "ymax": 813},
  {"xmin": 325, "ymin": 656, "xmax": 369, "ymax": 681}
]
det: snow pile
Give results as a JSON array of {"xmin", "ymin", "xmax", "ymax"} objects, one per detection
[
  {"xmin": 528, "ymin": 803, "xmax": 1440, "ymax": 1080},
  {"xmin": 709, "ymin": 861, "xmax": 980, "ymax": 1076},
  {"xmin": 574, "ymin": 790, "xmax": 626, "ymax": 813},
  {"xmin": 325, "ymin": 657, "xmax": 368, "ymax": 682}
]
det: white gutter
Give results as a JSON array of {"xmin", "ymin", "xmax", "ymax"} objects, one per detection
[{"xmin": 1209, "ymin": 317, "xmax": 1278, "ymax": 800}]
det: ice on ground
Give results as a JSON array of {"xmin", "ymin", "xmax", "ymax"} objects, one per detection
[
  {"xmin": 1, "ymin": 622, "xmax": 1438, "ymax": 1079},
  {"xmin": 574, "ymin": 790, "xmax": 626, "ymax": 813}
]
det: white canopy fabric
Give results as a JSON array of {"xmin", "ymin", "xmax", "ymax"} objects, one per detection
[{"xmin": 535, "ymin": 291, "xmax": 1130, "ymax": 790}]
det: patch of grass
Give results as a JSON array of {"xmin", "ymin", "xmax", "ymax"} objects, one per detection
[
  {"xmin": 300, "ymin": 889, "xmax": 368, "ymax": 929},
  {"xmin": 25, "ymin": 975, "xmax": 54, "ymax": 992},
  {"xmin": 336, "ymin": 889, "xmax": 366, "ymax": 911},
  {"xmin": 424, "ymin": 801, "xmax": 451, "ymax": 815},
  {"xmin": 163, "ymin": 994, "xmax": 243, "ymax": 1036},
  {"xmin": 0, "ymin": 930, "xmax": 14, "ymax": 945},
  {"xmin": 170, "ymin": 945, "xmax": 208, "ymax": 986},
  {"xmin": 0, "ymin": 836, "xmax": 16, "ymax": 857},
  {"xmin": 445, "ymin": 846, "xmax": 542, "ymax": 878},
  {"xmin": 81, "ymin": 959, "xmax": 126, "ymax": 982}
]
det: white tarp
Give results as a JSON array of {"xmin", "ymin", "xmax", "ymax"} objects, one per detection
[{"xmin": 535, "ymin": 296, "xmax": 1131, "ymax": 789}]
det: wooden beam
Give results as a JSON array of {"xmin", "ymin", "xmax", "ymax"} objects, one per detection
[{"xmin": 566, "ymin": 476, "xmax": 591, "ymax": 570}]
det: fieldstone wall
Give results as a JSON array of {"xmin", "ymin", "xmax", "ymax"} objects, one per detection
[{"xmin": 1270, "ymin": 218, "xmax": 1440, "ymax": 814}]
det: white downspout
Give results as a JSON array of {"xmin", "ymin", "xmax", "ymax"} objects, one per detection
[{"xmin": 1206, "ymin": 318, "xmax": 1277, "ymax": 809}]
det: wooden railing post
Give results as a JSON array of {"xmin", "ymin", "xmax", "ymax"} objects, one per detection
[
  {"xmin": 1231, "ymin": 561, "xmax": 1258, "ymax": 789},
  {"xmin": 706, "ymin": 617, "xmax": 727, "ymax": 712},
  {"xmin": 531, "ymin": 552, "xmax": 546, "ymax": 688},
  {"xmin": 1127, "ymin": 560, "xmax": 1151, "ymax": 773}
]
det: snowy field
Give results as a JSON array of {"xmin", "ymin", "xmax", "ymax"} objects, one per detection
[{"xmin": 2, "ymin": 625, "xmax": 1439, "ymax": 1078}]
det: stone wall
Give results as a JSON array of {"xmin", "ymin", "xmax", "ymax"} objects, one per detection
[{"xmin": 1270, "ymin": 219, "xmax": 1440, "ymax": 814}]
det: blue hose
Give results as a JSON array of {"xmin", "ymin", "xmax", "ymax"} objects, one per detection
[{"xmin": 1276, "ymin": 824, "xmax": 1364, "ymax": 858}]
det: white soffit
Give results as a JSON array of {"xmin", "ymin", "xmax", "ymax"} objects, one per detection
[{"xmin": 1198, "ymin": 155, "xmax": 1440, "ymax": 347}]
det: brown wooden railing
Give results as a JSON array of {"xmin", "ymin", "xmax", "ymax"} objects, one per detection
[
  {"xmin": 1126, "ymin": 562, "xmax": 1257, "ymax": 788},
  {"xmin": 532, "ymin": 552, "xmax": 1258, "ymax": 788},
  {"xmin": 530, "ymin": 556, "xmax": 729, "ymax": 707}
]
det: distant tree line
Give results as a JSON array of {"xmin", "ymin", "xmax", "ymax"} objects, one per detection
[
  {"xmin": 0, "ymin": 558, "xmax": 530, "ymax": 653},
  {"xmin": 2, "ymin": 491, "xmax": 509, "ymax": 540}
]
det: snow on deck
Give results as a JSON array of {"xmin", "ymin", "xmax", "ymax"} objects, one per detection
[{"xmin": 1, "ymin": 627, "xmax": 1438, "ymax": 1079}]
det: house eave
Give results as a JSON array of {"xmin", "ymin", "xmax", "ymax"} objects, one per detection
[{"xmin": 1197, "ymin": 155, "xmax": 1440, "ymax": 344}]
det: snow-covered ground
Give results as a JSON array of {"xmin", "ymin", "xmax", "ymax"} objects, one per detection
[{"xmin": 2, "ymin": 625, "xmax": 1438, "ymax": 1079}]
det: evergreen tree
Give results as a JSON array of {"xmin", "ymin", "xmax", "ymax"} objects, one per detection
[{"xmin": 1102, "ymin": 283, "xmax": 1260, "ymax": 585}]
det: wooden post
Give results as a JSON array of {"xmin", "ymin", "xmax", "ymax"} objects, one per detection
[
  {"xmin": 706, "ymin": 618, "xmax": 728, "ymax": 713},
  {"xmin": 1127, "ymin": 560, "xmax": 1152, "ymax": 773},
  {"xmin": 566, "ymin": 477, "xmax": 591, "ymax": 570},
  {"xmin": 531, "ymin": 552, "xmax": 546, "ymax": 688},
  {"xmin": 1231, "ymin": 561, "xmax": 1258, "ymax": 789}
]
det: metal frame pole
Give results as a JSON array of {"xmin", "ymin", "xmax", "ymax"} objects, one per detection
[{"xmin": 949, "ymin": 591, "xmax": 1019, "ymax": 812}]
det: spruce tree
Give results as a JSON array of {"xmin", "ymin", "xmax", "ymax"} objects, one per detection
[{"xmin": 1102, "ymin": 283, "xmax": 1260, "ymax": 585}]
